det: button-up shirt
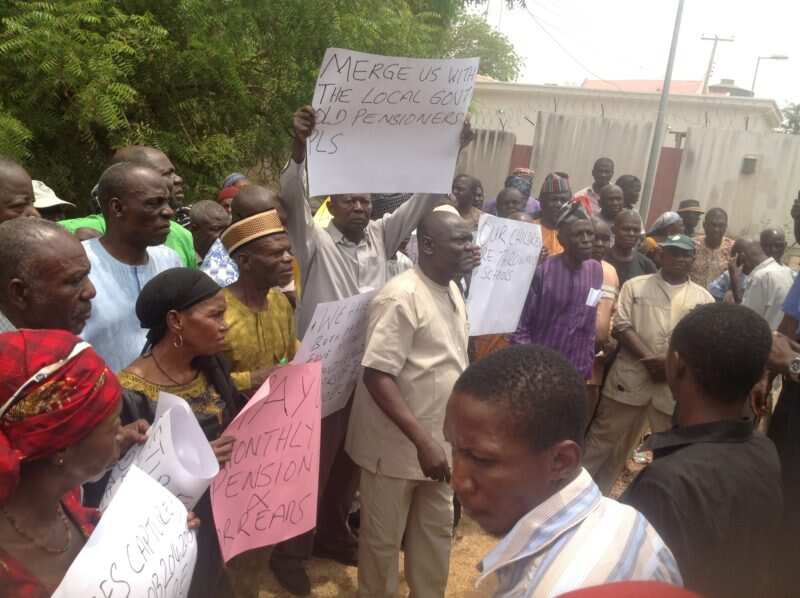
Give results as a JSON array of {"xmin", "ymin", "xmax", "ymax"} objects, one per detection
[
  {"xmin": 477, "ymin": 468, "xmax": 682, "ymax": 597},
  {"xmin": 280, "ymin": 159, "xmax": 435, "ymax": 338},
  {"xmin": 741, "ymin": 257, "xmax": 795, "ymax": 330},
  {"xmin": 200, "ymin": 237, "xmax": 239, "ymax": 287},
  {"xmin": 345, "ymin": 267, "xmax": 469, "ymax": 481},
  {"xmin": 690, "ymin": 235, "xmax": 735, "ymax": 289},
  {"xmin": 623, "ymin": 421, "xmax": 782, "ymax": 598},
  {"xmin": 603, "ymin": 273, "xmax": 714, "ymax": 414},
  {"xmin": 511, "ymin": 255, "xmax": 603, "ymax": 379},
  {"xmin": 0, "ymin": 309, "xmax": 16, "ymax": 333}
]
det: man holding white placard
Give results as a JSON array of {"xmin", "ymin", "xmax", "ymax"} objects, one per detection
[
  {"xmin": 346, "ymin": 207, "xmax": 480, "ymax": 597},
  {"xmin": 280, "ymin": 106, "xmax": 472, "ymax": 582}
]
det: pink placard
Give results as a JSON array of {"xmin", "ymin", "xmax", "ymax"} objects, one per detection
[{"xmin": 210, "ymin": 362, "xmax": 321, "ymax": 562}]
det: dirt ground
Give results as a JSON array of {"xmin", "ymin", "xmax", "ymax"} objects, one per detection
[
  {"xmin": 229, "ymin": 515, "xmax": 494, "ymax": 598},
  {"xmin": 228, "ymin": 459, "xmax": 645, "ymax": 597}
]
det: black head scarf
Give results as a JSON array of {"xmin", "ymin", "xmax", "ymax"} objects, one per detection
[{"xmin": 136, "ymin": 268, "xmax": 221, "ymax": 350}]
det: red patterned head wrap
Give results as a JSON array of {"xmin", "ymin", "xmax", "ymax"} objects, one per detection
[{"xmin": 0, "ymin": 329, "xmax": 121, "ymax": 502}]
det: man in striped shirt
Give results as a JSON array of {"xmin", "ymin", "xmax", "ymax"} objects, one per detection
[
  {"xmin": 445, "ymin": 345, "xmax": 682, "ymax": 597},
  {"xmin": 511, "ymin": 208, "xmax": 603, "ymax": 380}
]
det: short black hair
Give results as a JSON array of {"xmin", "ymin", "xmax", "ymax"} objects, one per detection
[
  {"xmin": 671, "ymin": 303, "xmax": 771, "ymax": 404},
  {"xmin": 705, "ymin": 207, "xmax": 728, "ymax": 221},
  {"xmin": 453, "ymin": 345, "xmax": 586, "ymax": 451},
  {"xmin": 96, "ymin": 161, "xmax": 157, "ymax": 212},
  {"xmin": 593, "ymin": 157, "xmax": 614, "ymax": 170},
  {"xmin": 0, "ymin": 218, "xmax": 72, "ymax": 287},
  {"xmin": 615, "ymin": 174, "xmax": 640, "ymax": 189}
]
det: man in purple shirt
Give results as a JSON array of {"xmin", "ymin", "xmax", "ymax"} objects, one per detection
[{"xmin": 511, "ymin": 209, "xmax": 603, "ymax": 378}]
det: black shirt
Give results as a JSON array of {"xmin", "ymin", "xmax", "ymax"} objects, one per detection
[
  {"xmin": 607, "ymin": 251, "xmax": 657, "ymax": 286},
  {"xmin": 622, "ymin": 420, "xmax": 782, "ymax": 598}
]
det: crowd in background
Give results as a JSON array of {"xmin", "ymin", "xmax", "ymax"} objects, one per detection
[{"xmin": 0, "ymin": 104, "xmax": 799, "ymax": 598}]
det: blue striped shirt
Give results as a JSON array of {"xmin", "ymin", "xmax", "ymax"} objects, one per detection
[{"xmin": 477, "ymin": 469, "xmax": 682, "ymax": 597}]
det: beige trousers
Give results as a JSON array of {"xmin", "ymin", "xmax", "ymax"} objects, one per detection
[
  {"xmin": 358, "ymin": 468, "xmax": 453, "ymax": 598},
  {"xmin": 583, "ymin": 397, "xmax": 672, "ymax": 494}
]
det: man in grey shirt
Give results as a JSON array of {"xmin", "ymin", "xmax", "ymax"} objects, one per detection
[{"xmin": 272, "ymin": 105, "xmax": 471, "ymax": 594}]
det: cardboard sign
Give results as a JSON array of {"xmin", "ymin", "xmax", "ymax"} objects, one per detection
[
  {"xmin": 468, "ymin": 214, "xmax": 543, "ymax": 336},
  {"xmin": 211, "ymin": 363, "xmax": 321, "ymax": 562},
  {"xmin": 54, "ymin": 465, "xmax": 198, "ymax": 598},
  {"xmin": 100, "ymin": 406, "xmax": 219, "ymax": 511},
  {"xmin": 293, "ymin": 290, "xmax": 376, "ymax": 417},
  {"xmin": 307, "ymin": 47, "xmax": 479, "ymax": 196}
]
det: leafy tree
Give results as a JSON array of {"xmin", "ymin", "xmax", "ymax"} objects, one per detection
[
  {"xmin": 0, "ymin": 0, "xmax": 521, "ymax": 208},
  {"xmin": 781, "ymin": 103, "xmax": 800, "ymax": 135}
]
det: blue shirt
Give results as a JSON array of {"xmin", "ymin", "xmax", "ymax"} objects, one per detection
[
  {"xmin": 782, "ymin": 273, "xmax": 800, "ymax": 322},
  {"xmin": 81, "ymin": 238, "xmax": 182, "ymax": 372},
  {"xmin": 200, "ymin": 238, "xmax": 239, "ymax": 287}
]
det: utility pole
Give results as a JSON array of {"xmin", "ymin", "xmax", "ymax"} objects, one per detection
[
  {"xmin": 639, "ymin": 0, "xmax": 685, "ymax": 225},
  {"xmin": 700, "ymin": 34, "xmax": 734, "ymax": 94}
]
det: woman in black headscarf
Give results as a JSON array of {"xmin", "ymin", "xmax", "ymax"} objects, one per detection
[{"xmin": 118, "ymin": 268, "xmax": 244, "ymax": 598}]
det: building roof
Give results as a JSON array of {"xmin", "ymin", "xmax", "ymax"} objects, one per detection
[
  {"xmin": 476, "ymin": 80, "xmax": 782, "ymax": 129},
  {"xmin": 581, "ymin": 79, "xmax": 704, "ymax": 94}
]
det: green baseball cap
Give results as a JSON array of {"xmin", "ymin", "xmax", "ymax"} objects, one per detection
[{"xmin": 659, "ymin": 234, "xmax": 695, "ymax": 252}]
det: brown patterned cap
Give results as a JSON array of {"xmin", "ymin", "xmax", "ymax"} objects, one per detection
[{"xmin": 220, "ymin": 209, "xmax": 284, "ymax": 254}]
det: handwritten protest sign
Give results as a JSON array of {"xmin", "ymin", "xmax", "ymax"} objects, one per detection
[
  {"xmin": 294, "ymin": 290, "xmax": 376, "ymax": 417},
  {"xmin": 307, "ymin": 47, "xmax": 479, "ymax": 196},
  {"xmin": 100, "ymin": 406, "xmax": 219, "ymax": 511},
  {"xmin": 211, "ymin": 362, "xmax": 321, "ymax": 563},
  {"xmin": 467, "ymin": 214, "xmax": 543, "ymax": 336},
  {"xmin": 54, "ymin": 465, "xmax": 197, "ymax": 598}
]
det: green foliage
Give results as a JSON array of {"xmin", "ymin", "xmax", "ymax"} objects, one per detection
[
  {"xmin": 0, "ymin": 0, "xmax": 521, "ymax": 209},
  {"xmin": 781, "ymin": 103, "xmax": 800, "ymax": 135}
]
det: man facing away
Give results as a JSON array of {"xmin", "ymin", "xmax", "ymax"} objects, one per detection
[
  {"xmin": 445, "ymin": 345, "xmax": 682, "ymax": 597},
  {"xmin": 583, "ymin": 234, "xmax": 714, "ymax": 493},
  {"xmin": 511, "ymin": 207, "xmax": 603, "ymax": 381},
  {"xmin": 740, "ymin": 237, "xmax": 795, "ymax": 330},
  {"xmin": 346, "ymin": 208, "xmax": 480, "ymax": 597},
  {"xmin": 188, "ymin": 199, "xmax": 230, "ymax": 265},
  {"xmin": 606, "ymin": 210, "xmax": 657, "ymax": 286},
  {"xmin": 574, "ymin": 157, "xmax": 614, "ymax": 215},
  {"xmin": 80, "ymin": 162, "xmax": 182, "ymax": 372},
  {"xmin": 623, "ymin": 303, "xmax": 781, "ymax": 598},
  {"xmin": 0, "ymin": 218, "xmax": 95, "ymax": 334}
]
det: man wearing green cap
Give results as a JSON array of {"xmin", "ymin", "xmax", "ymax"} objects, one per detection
[{"xmin": 583, "ymin": 234, "xmax": 714, "ymax": 493}]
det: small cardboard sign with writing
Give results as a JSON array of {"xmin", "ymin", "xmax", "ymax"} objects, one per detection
[
  {"xmin": 307, "ymin": 47, "xmax": 479, "ymax": 196},
  {"xmin": 100, "ymin": 406, "xmax": 219, "ymax": 512},
  {"xmin": 53, "ymin": 465, "xmax": 198, "ymax": 598},
  {"xmin": 293, "ymin": 290, "xmax": 376, "ymax": 417},
  {"xmin": 467, "ymin": 214, "xmax": 543, "ymax": 336},
  {"xmin": 210, "ymin": 362, "xmax": 322, "ymax": 563}
]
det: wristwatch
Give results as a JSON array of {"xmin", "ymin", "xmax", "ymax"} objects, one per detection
[{"xmin": 789, "ymin": 355, "xmax": 800, "ymax": 382}]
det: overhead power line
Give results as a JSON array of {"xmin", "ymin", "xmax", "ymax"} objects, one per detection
[{"xmin": 523, "ymin": 5, "xmax": 622, "ymax": 90}]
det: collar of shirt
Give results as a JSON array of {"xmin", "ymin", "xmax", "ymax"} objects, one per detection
[
  {"xmin": 325, "ymin": 221, "xmax": 372, "ymax": 249},
  {"xmin": 751, "ymin": 257, "xmax": 777, "ymax": 277},
  {"xmin": 645, "ymin": 419, "xmax": 754, "ymax": 455},
  {"xmin": 0, "ymin": 308, "xmax": 17, "ymax": 332},
  {"xmin": 477, "ymin": 468, "xmax": 601, "ymax": 581}
]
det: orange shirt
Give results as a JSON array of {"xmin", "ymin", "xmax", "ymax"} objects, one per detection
[{"xmin": 534, "ymin": 219, "xmax": 564, "ymax": 256}]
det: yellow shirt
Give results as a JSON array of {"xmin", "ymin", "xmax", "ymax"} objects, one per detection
[{"xmin": 222, "ymin": 288, "xmax": 297, "ymax": 391}]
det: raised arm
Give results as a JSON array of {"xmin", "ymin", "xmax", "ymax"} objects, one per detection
[{"xmin": 279, "ymin": 106, "xmax": 318, "ymax": 266}]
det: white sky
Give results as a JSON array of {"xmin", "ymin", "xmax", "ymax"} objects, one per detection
[{"xmin": 477, "ymin": 0, "xmax": 798, "ymax": 105}]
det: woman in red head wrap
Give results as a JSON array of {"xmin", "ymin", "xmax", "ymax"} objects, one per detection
[{"xmin": 0, "ymin": 329, "xmax": 124, "ymax": 596}]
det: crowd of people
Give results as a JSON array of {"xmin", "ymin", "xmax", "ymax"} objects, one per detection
[{"xmin": 0, "ymin": 104, "xmax": 798, "ymax": 598}]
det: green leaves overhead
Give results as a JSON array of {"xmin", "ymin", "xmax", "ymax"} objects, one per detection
[{"xmin": 0, "ymin": 0, "xmax": 520, "ymax": 208}]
